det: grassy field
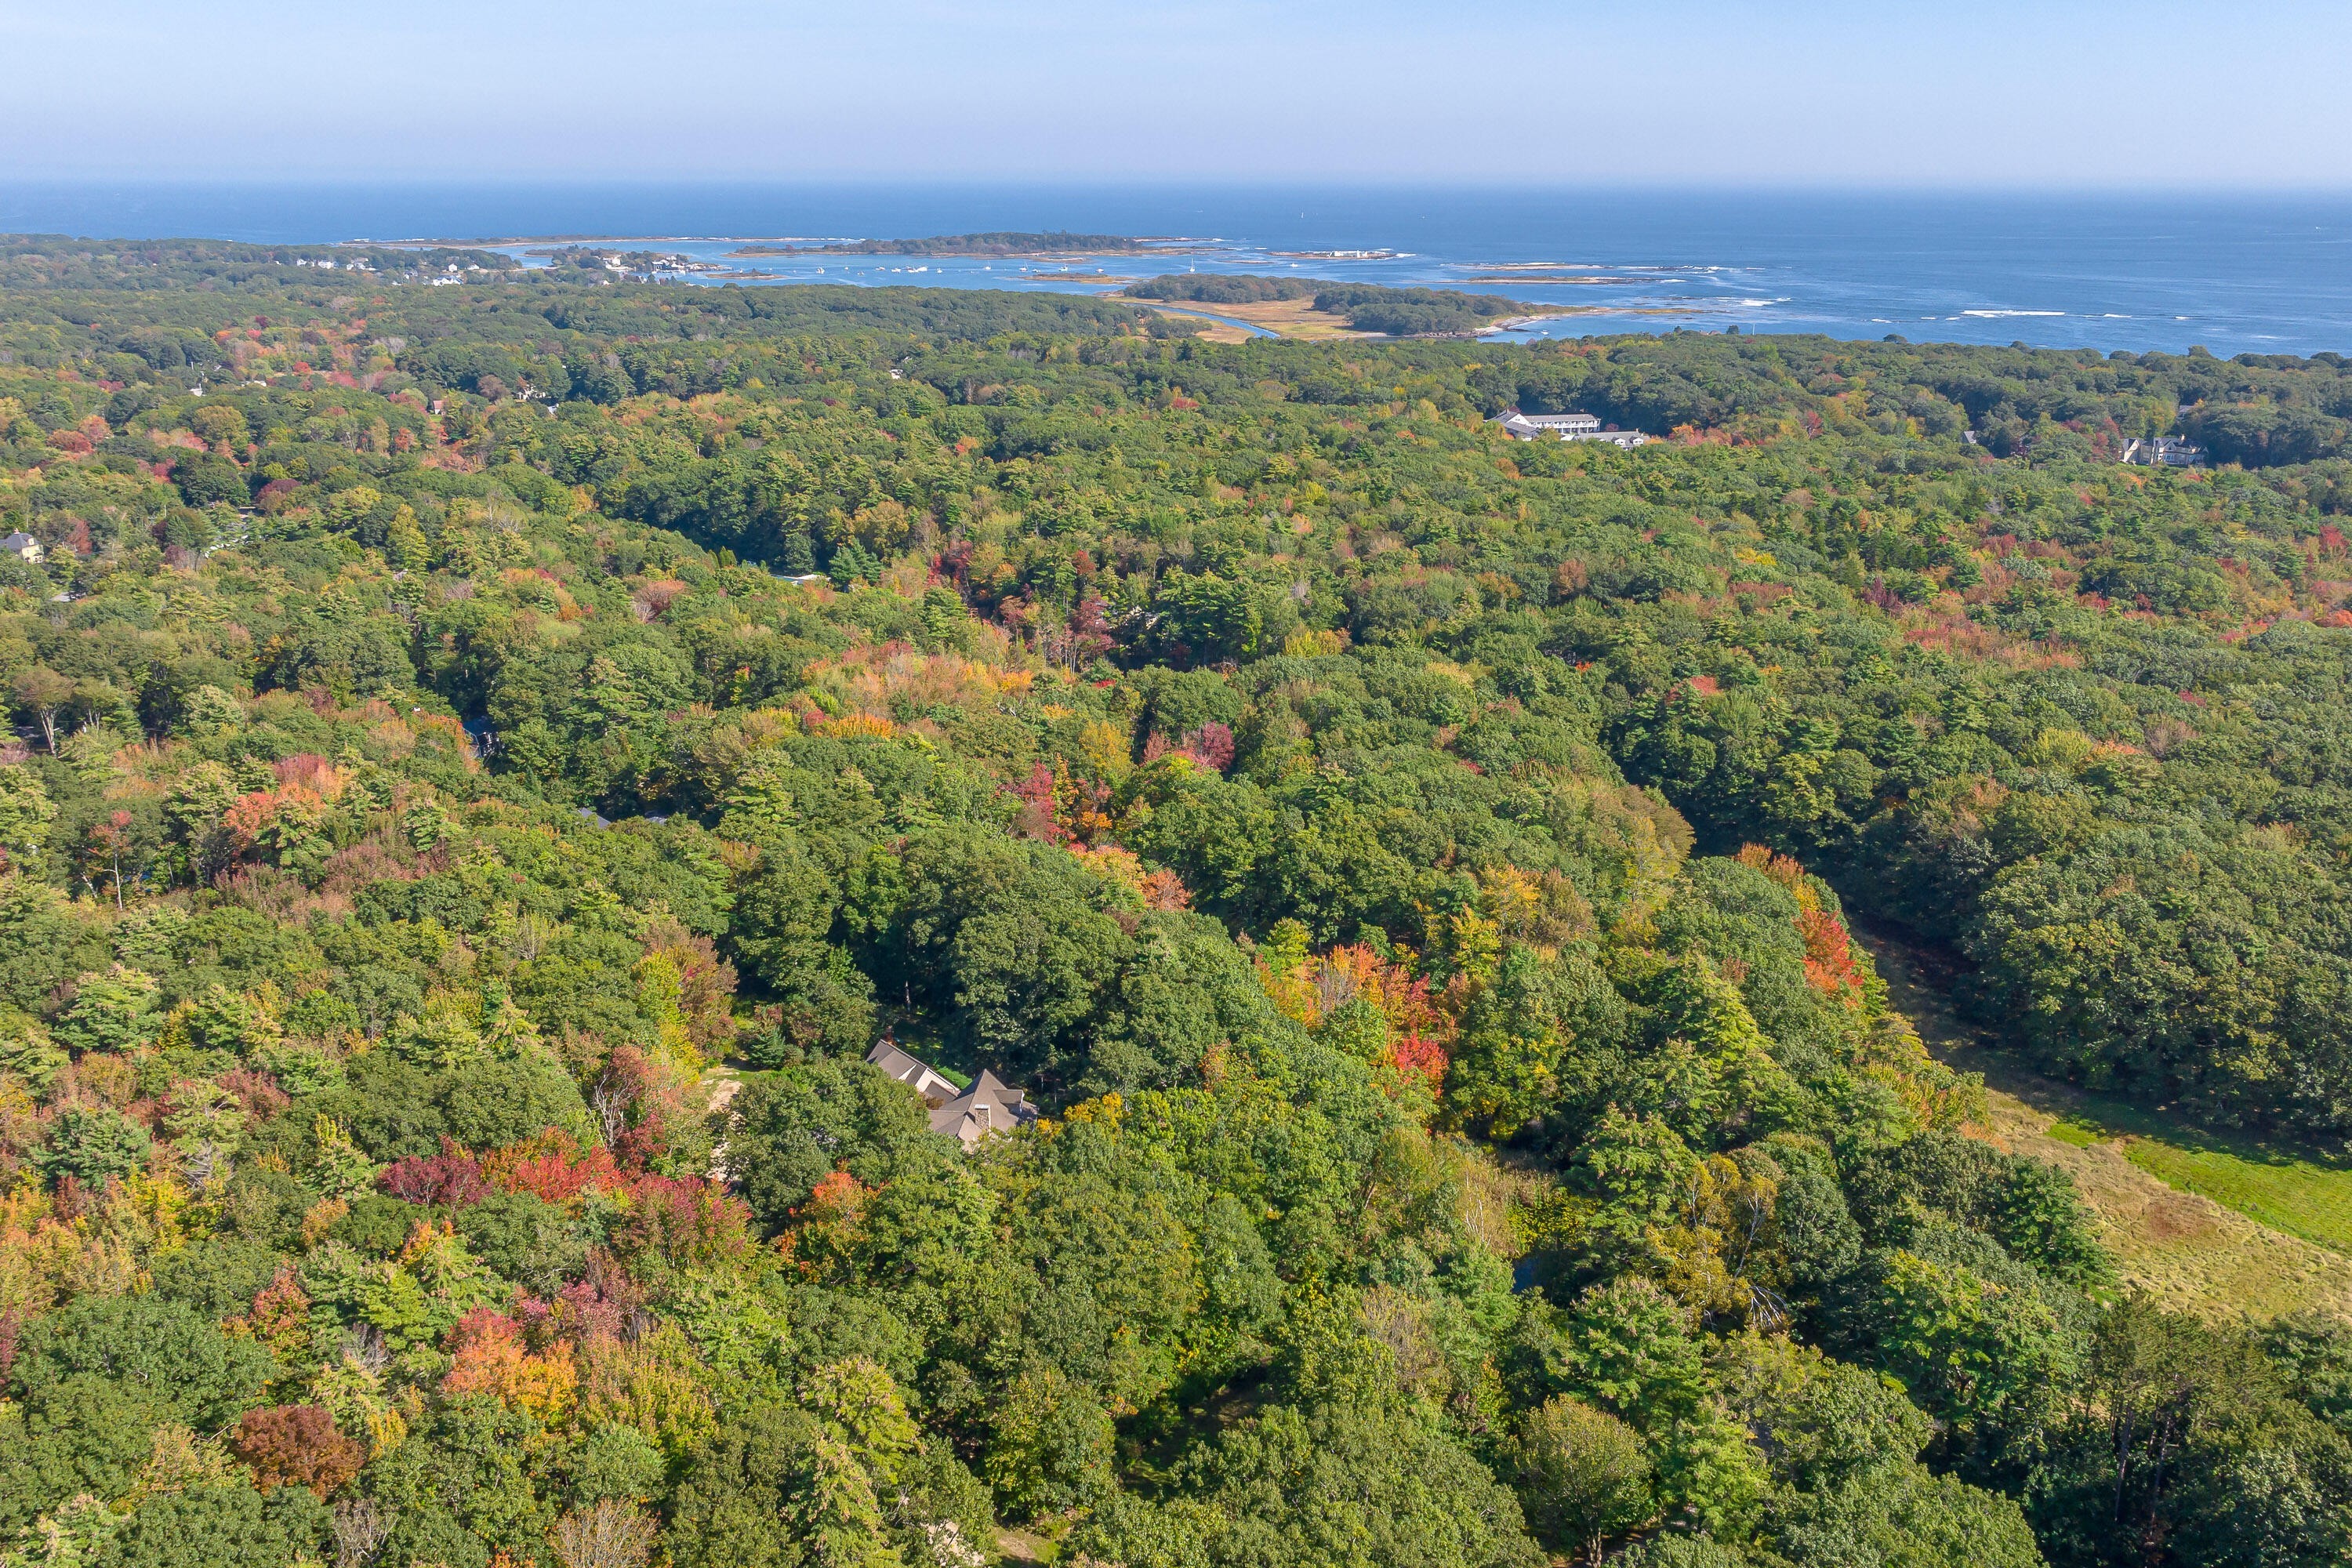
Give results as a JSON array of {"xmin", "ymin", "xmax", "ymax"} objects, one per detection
[
  {"xmin": 2018, "ymin": 1088, "xmax": 2352, "ymax": 1255},
  {"xmin": 1135, "ymin": 296, "xmax": 1598, "ymax": 342},
  {"xmin": 1858, "ymin": 929, "xmax": 2352, "ymax": 1322},
  {"xmin": 1138, "ymin": 297, "xmax": 1379, "ymax": 340},
  {"xmin": 2118, "ymin": 1138, "xmax": 2352, "ymax": 1254},
  {"xmin": 1135, "ymin": 305, "xmax": 1259, "ymax": 344}
]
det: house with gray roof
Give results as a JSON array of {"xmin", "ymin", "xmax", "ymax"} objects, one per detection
[
  {"xmin": 867, "ymin": 1039, "xmax": 961, "ymax": 1104},
  {"xmin": 866, "ymin": 1040, "xmax": 1038, "ymax": 1148},
  {"xmin": 928, "ymin": 1070, "xmax": 1036, "ymax": 1147}
]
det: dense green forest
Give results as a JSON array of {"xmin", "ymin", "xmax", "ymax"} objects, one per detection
[{"xmin": 2, "ymin": 241, "xmax": 2352, "ymax": 1568}]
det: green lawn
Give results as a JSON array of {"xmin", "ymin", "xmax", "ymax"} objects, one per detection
[
  {"xmin": 2118, "ymin": 1139, "xmax": 2352, "ymax": 1256},
  {"xmin": 2040, "ymin": 1095, "xmax": 2352, "ymax": 1257}
]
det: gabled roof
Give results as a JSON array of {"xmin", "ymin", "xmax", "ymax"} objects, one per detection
[
  {"xmin": 929, "ymin": 1069, "xmax": 1037, "ymax": 1148},
  {"xmin": 866, "ymin": 1041, "xmax": 1038, "ymax": 1146},
  {"xmin": 866, "ymin": 1040, "xmax": 961, "ymax": 1105}
]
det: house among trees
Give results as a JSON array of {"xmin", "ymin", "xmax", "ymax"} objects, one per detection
[
  {"xmin": 2118, "ymin": 434, "xmax": 2207, "ymax": 466},
  {"xmin": 866, "ymin": 1039, "xmax": 960, "ymax": 1102},
  {"xmin": 866, "ymin": 1040, "xmax": 1040, "ymax": 1147},
  {"xmin": 1, "ymin": 530, "xmax": 41, "ymax": 564},
  {"xmin": 1494, "ymin": 410, "xmax": 1652, "ymax": 447}
]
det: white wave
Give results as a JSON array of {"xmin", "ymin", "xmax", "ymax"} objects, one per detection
[{"xmin": 1962, "ymin": 309, "xmax": 2066, "ymax": 318}]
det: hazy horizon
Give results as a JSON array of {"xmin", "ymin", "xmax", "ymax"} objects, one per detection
[{"xmin": 6, "ymin": 1, "xmax": 2349, "ymax": 188}]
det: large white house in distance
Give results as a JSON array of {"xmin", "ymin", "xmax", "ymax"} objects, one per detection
[
  {"xmin": 1494, "ymin": 410, "xmax": 1653, "ymax": 447},
  {"xmin": 2, "ymin": 531, "xmax": 42, "ymax": 564},
  {"xmin": 2118, "ymin": 435, "xmax": 2208, "ymax": 468}
]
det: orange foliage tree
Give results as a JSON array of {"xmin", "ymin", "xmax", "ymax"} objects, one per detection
[{"xmin": 443, "ymin": 1308, "xmax": 579, "ymax": 1420}]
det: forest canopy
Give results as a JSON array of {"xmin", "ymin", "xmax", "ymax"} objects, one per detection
[{"xmin": 2, "ymin": 240, "xmax": 2351, "ymax": 1568}]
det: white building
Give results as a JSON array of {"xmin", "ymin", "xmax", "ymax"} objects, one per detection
[
  {"xmin": 1505, "ymin": 411, "xmax": 1601, "ymax": 435},
  {"xmin": 2119, "ymin": 436, "xmax": 2207, "ymax": 468},
  {"xmin": 1495, "ymin": 411, "xmax": 1651, "ymax": 447},
  {"xmin": 1, "ymin": 532, "xmax": 42, "ymax": 565}
]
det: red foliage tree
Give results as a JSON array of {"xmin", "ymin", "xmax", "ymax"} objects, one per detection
[
  {"xmin": 498, "ymin": 1141, "xmax": 620, "ymax": 1205},
  {"xmin": 379, "ymin": 1136, "xmax": 489, "ymax": 1206},
  {"xmin": 1011, "ymin": 762, "xmax": 1062, "ymax": 843},
  {"xmin": 1141, "ymin": 723, "xmax": 1234, "ymax": 773},
  {"xmin": 1066, "ymin": 593, "xmax": 1116, "ymax": 665},
  {"xmin": 1392, "ymin": 1032, "xmax": 1449, "ymax": 1088},
  {"xmin": 229, "ymin": 1404, "xmax": 366, "ymax": 1497},
  {"xmin": 218, "ymin": 1068, "xmax": 291, "ymax": 1124},
  {"xmin": 614, "ymin": 1174, "xmax": 750, "ymax": 1269},
  {"xmin": 1181, "ymin": 722, "xmax": 1236, "ymax": 772}
]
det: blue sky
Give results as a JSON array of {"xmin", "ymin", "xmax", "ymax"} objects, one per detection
[{"xmin": 4, "ymin": 0, "xmax": 2347, "ymax": 186}]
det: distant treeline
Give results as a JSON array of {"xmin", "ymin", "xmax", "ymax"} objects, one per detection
[
  {"xmin": 3, "ymin": 229, "xmax": 2349, "ymax": 467},
  {"xmin": 1127, "ymin": 274, "xmax": 1538, "ymax": 336},
  {"xmin": 1475, "ymin": 332, "xmax": 2352, "ymax": 466},
  {"xmin": 0, "ymin": 272, "xmax": 1190, "ymax": 393},
  {"xmin": 1127, "ymin": 274, "xmax": 1321, "ymax": 304}
]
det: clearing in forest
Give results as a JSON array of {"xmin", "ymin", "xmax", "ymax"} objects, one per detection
[{"xmin": 1859, "ymin": 931, "xmax": 2352, "ymax": 1323}]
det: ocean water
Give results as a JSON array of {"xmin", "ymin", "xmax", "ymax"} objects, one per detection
[{"xmin": 3, "ymin": 182, "xmax": 2350, "ymax": 357}]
